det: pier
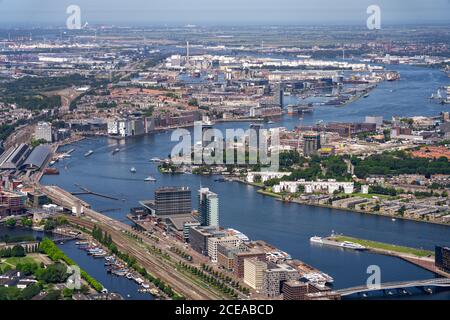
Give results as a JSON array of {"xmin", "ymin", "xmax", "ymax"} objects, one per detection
[{"xmin": 72, "ymin": 184, "xmax": 120, "ymax": 201}]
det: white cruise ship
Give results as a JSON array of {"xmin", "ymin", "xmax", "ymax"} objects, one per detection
[{"xmin": 310, "ymin": 236, "xmax": 367, "ymax": 251}]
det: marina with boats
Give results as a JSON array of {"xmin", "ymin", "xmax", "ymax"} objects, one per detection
[{"xmin": 74, "ymin": 240, "xmax": 162, "ymax": 298}]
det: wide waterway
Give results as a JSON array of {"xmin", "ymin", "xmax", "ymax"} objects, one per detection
[{"xmin": 39, "ymin": 64, "xmax": 450, "ymax": 299}]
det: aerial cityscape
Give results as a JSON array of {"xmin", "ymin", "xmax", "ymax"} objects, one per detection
[{"xmin": 0, "ymin": 0, "xmax": 449, "ymax": 311}]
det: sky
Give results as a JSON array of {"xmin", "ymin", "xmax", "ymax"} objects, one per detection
[{"xmin": 0, "ymin": 0, "xmax": 449, "ymax": 26}]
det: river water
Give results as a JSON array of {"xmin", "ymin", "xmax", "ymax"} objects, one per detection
[{"xmin": 37, "ymin": 64, "xmax": 450, "ymax": 299}]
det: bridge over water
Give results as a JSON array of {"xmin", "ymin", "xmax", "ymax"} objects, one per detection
[{"xmin": 337, "ymin": 278, "xmax": 450, "ymax": 296}]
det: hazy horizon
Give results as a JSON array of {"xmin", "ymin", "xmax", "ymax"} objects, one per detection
[{"xmin": 0, "ymin": 0, "xmax": 449, "ymax": 27}]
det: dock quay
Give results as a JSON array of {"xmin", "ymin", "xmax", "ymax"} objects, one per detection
[{"xmin": 327, "ymin": 235, "xmax": 450, "ymax": 279}]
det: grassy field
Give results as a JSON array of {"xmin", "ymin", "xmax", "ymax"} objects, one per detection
[
  {"xmin": 0, "ymin": 256, "xmax": 36, "ymax": 269},
  {"xmin": 257, "ymin": 189, "xmax": 283, "ymax": 199},
  {"xmin": 336, "ymin": 193, "xmax": 396, "ymax": 200},
  {"xmin": 333, "ymin": 236, "xmax": 434, "ymax": 258}
]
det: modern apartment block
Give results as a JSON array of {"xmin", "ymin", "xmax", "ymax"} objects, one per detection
[
  {"xmin": 217, "ymin": 243, "xmax": 248, "ymax": 271},
  {"xmin": 189, "ymin": 226, "xmax": 225, "ymax": 256},
  {"xmin": 234, "ymin": 249, "xmax": 267, "ymax": 278},
  {"xmin": 0, "ymin": 191, "xmax": 27, "ymax": 217},
  {"xmin": 107, "ymin": 117, "xmax": 146, "ymax": 138},
  {"xmin": 244, "ymin": 258, "xmax": 268, "ymax": 291},
  {"xmin": 207, "ymin": 236, "xmax": 241, "ymax": 262},
  {"xmin": 262, "ymin": 263, "xmax": 300, "ymax": 297}
]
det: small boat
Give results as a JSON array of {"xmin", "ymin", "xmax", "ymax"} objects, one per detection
[
  {"xmin": 144, "ymin": 176, "xmax": 156, "ymax": 182},
  {"xmin": 149, "ymin": 157, "xmax": 161, "ymax": 162},
  {"xmin": 392, "ymin": 218, "xmax": 396, "ymax": 222},
  {"xmin": 112, "ymin": 148, "xmax": 120, "ymax": 155},
  {"xmin": 84, "ymin": 150, "xmax": 94, "ymax": 157},
  {"xmin": 130, "ymin": 167, "xmax": 137, "ymax": 173},
  {"xmin": 112, "ymin": 269, "xmax": 127, "ymax": 277}
]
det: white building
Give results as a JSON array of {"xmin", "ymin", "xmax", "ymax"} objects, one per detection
[
  {"xmin": 273, "ymin": 179, "xmax": 354, "ymax": 194},
  {"xmin": 365, "ymin": 116, "xmax": 383, "ymax": 128},
  {"xmin": 34, "ymin": 122, "xmax": 52, "ymax": 142},
  {"xmin": 361, "ymin": 185, "xmax": 370, "ymax": 194},
  {"xmin": 107, "ymin": 118, "xmax": 137, "ymax": 137},
  {"xmin": 247, "ymin": 172, "xmax": 291, "ymax": 183}
]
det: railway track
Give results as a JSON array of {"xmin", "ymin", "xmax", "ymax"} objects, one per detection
[{"xmin": 66, "ymin": 215, "xmax": 223, "ymax": 300}]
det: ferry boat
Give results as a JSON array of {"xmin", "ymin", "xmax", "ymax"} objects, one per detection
[
  {"xmin": 310, "ymin": 236, "xmax": 367, "ymax": 251},
  {"xmin": 84, "ymin": 150, "xmax": 94, "ymax": 157},
  {"xmin": 144, "ymin": 176, "xmax": 156, "ymax": 182},
  {"xmin": 149, "ymin": 157, "xmax": 161, "ymax": 163},
  {"xmin": 130, "ymin": 167, "xmax": 137, "ymax": 173}
]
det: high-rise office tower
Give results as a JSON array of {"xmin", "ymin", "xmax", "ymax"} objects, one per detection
[
  {"xmin": 198, "ymin": 187, "xmax": 219, "ymax": 227},
  {"xmin": 155, "ymin": 187, "xmax": 192, "ymax": 216},
  {"xmin": 303, "ymin": 132, "xmax": 321, "ymax": 157},
  {"xmin": 273, "ymin": 82, "xmax": 284, "ymax": 107}
]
